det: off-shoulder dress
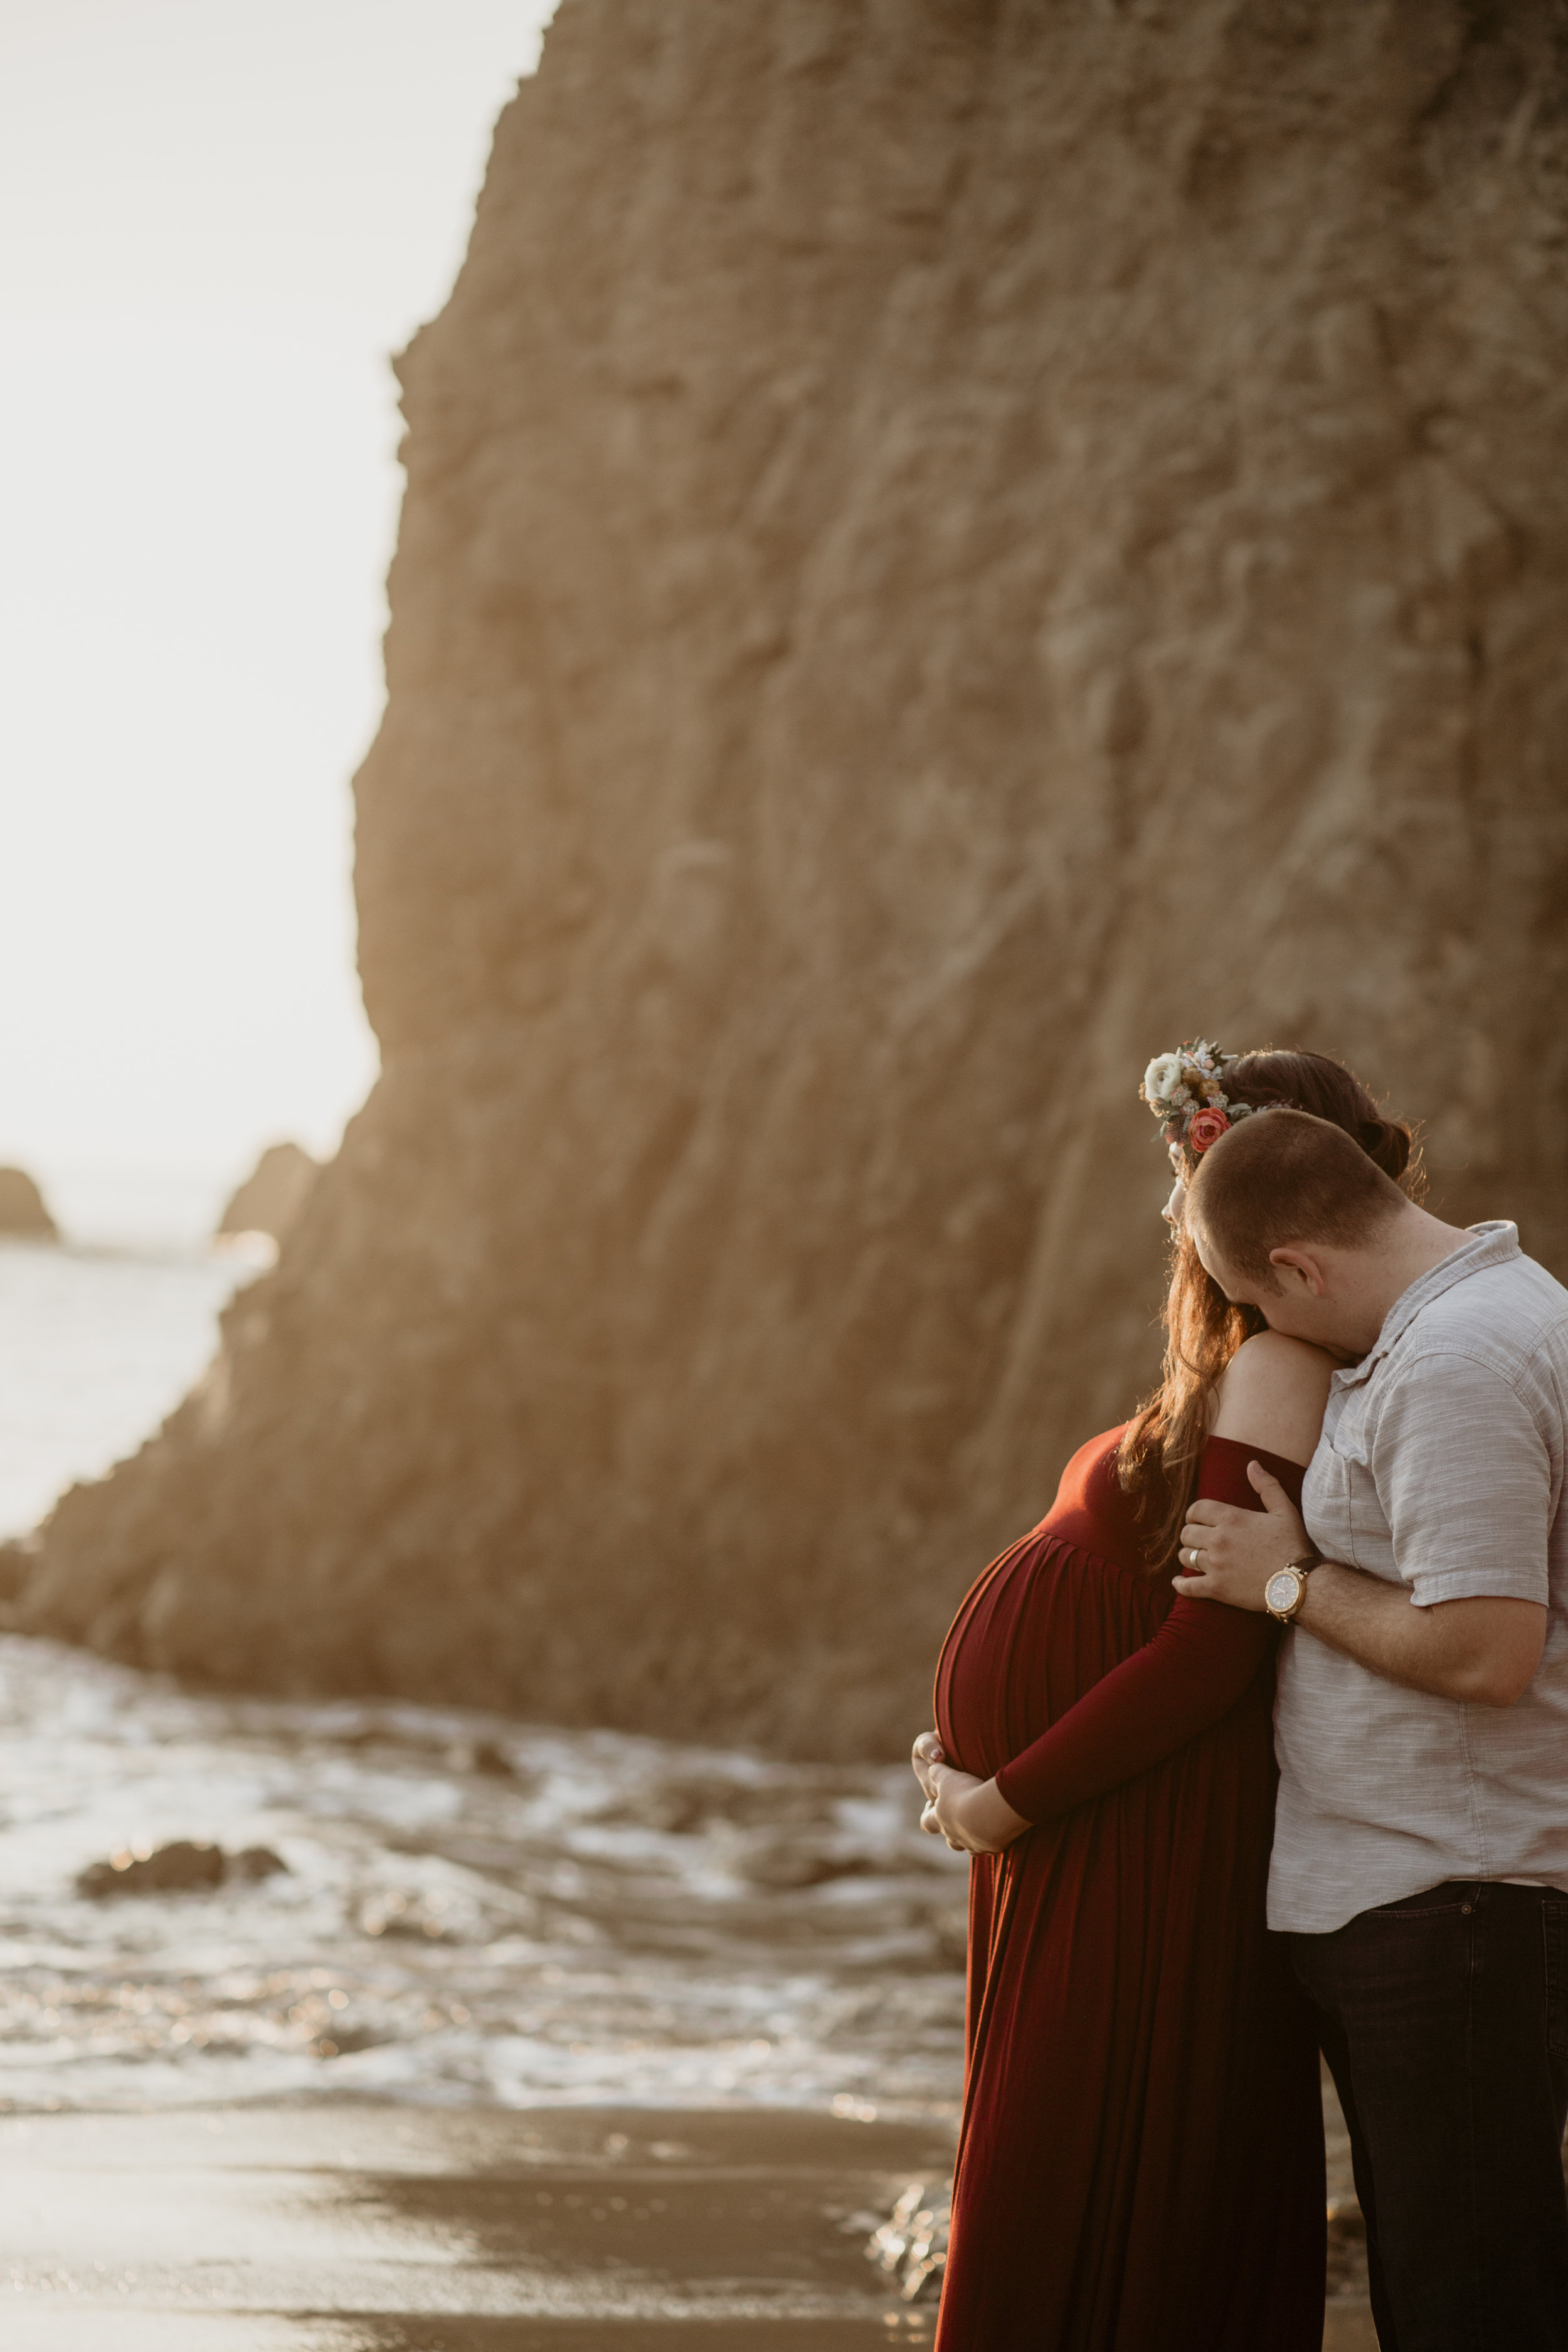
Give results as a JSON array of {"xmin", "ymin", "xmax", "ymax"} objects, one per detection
[{"xmin": 931, "ymin": 1426, "xmax": 1325, "ymax": 2351}]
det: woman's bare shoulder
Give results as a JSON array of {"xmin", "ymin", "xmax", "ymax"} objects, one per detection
[{"xmin": 1210, "ymin": 1332, "xmax": 1336, "ymax": 1466}]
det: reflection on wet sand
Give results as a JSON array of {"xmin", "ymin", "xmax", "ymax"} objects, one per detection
[{"xmin": 0, "ymin": 2103, "xmax": 949, "ymax": 2348}]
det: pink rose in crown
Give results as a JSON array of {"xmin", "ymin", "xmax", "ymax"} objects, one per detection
[{"xmin": 1187, "ymin": 1106, "xmax": 1231, "ymax": 1153}]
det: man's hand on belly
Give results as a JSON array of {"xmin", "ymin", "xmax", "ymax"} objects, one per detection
[{"xmin": 911, "ymin": 1732, "xmax": 1031, "ymax": 1854}]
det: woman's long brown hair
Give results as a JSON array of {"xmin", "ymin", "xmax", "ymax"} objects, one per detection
[{"xmin": 1116, "ymin": 1049, "xmax": 1419, "ymax": 1569}]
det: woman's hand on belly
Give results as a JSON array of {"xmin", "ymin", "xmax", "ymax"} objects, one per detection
[{"xmin": 911, "ymin": 1732, "xmax": 1032, "ymax": 1855}]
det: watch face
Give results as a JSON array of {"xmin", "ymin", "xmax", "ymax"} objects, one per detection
[{"xmin": 1265, "ymin": 1570, "xmax": 1300, "ymax": 1614}]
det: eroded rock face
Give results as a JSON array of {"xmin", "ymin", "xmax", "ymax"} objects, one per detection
[{"xmin": 21, "ymin": 1, "xmax": 1568, "ymax": 1754}]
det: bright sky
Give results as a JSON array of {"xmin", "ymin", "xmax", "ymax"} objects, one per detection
[{"xmin": 0, "ymin": 0, "xmax": 557, "ymax": 1234}]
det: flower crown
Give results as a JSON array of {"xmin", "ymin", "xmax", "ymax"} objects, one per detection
[{"xmin": 1140, "ymin": 1039, "xmax": 1276, "ymax": 1161}]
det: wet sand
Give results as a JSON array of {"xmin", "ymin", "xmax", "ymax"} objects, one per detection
[
  {"xmin": 1323, "ymin": 2077, "xmax": 1377, "ymax": 2350},
  {"xmin": 0, "ymin": 2098, "xmax": 1377, "ymax": 2350},
  {"xmin": 0, "ymin": 2103, "xmax": 953, "ymax": 2349}
]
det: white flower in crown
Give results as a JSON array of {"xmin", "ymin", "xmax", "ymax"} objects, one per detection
[{"xmin": 1140, "ymin": 1036, "xmax": 1253, "ymax": 1151}]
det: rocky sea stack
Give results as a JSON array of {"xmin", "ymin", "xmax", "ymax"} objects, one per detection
[
  {"xmin": 21, "ymin": 2, "xmax": 1568, "ymax": 1754},
  {"xmin": 0, "ymin": 1169, "xmax": 57, "ymax": 1241}
]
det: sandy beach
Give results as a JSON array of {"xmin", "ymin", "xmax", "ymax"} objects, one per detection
[{"xmin": 0, "ymin": 2097, "xmax": 1377, "ymax": 2350}]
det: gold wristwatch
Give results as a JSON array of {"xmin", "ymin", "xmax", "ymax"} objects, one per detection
[{"xmin": 1264, "ymin": 1555, "xmax": 1319, "ymax": 1623}]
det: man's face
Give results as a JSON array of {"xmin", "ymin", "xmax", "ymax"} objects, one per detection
[{"xmin": 1189, "ymin": 1217, "xmax": 1360, "ymax": 1355}]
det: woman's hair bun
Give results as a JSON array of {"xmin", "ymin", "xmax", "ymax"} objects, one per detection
[
  {"xmin": 1359, "ymin": 1116, "xmax": 1411, "ymax": 1180},
  {"xmin": 1221, "ymin": 1051, "xmax": 1418, "ymax": 1191}
]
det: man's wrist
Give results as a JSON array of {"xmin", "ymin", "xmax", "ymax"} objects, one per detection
[{"xmin": 1293, "ymin": 1559, "xmax": 1349, "ymax": 1628}]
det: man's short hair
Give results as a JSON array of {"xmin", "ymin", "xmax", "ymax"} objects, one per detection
[{"xmin": 1187, "ymin": 1108, "xmax": 1407, "ymax": 1286}]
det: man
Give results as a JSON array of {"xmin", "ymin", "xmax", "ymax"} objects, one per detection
[{"xmin": 1175, "ymin": 1108, "xmax": 1568, "ymax": 2352}]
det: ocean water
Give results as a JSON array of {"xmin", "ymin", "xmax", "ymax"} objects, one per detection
[
  {"xmin": 0, "ymin": 1237, "xmax": 262, "ymax": 1539},
  {"xmin": 0, "ymin": 1225, "xmax": 967, "ymax": 2120},
  {"xmin": 0, "ymin": 1640, "xmax": 967, "ymax": 2118}
]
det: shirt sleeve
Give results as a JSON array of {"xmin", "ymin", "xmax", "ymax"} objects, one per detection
[
  {"xmin": 993, "ymin": 1439, "xmax": 1295, "ymax": 1824},
  {"xmin": 1371, "ymin": 1350, "xmax": 1552, "ymax": 1608}
]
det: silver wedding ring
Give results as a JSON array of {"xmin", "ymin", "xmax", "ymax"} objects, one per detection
[{"xmin": 1188, "ymin": 1547, "xmax": 1202, "ymax": 1567}]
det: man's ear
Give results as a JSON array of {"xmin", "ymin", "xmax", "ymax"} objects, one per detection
[{"xmin": 1268, "ymin": 1246, "xmax": 1329, "ymax": 1297}]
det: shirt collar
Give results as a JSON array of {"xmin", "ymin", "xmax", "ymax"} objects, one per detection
[{"xmin": 1332, "ymin": 1221, "xmax": 1521, "ymax": 1390}]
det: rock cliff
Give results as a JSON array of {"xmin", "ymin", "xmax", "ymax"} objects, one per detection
[{"xmin": 21, "ymin": 1, "xmax": 1568, "ymax": 1754}]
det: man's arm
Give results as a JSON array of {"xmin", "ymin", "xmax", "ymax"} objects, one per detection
[
  {"xmin": 1175, "ymin": 1463, "xmax": 1547, "ymax": 1705},
  {"xmin": 1285, "ymin": 1564, "xmax": 1543, "ymax": 1705}
]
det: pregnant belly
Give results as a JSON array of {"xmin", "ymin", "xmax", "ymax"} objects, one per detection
[
  {"xmin": 934, "ymin": 1597, "xmax": 990, "ymax": 1777},
  {"xmin": 933, "ymin": 1527, "xmax": 1167, "ymax": 1785},
  {"xmin": 934, "ymin": 1562, "xmax": 1049, "ymax": 1784}
]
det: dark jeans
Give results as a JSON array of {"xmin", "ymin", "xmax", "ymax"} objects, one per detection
[{"xmin": 1290, "ymin": 1881, "xmax": 1568, "ymax": 2351}]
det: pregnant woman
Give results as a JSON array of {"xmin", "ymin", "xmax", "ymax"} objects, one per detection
[{"xmin": 913, "ymin": 1043, "xmax": 1418, "ymax": 2351}]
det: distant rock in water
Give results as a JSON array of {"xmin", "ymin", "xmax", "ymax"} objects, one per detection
[
  {"xmin": 75, "ymin": 1840, "xmax": 287, "ymax": 1899},
  {"xmin": 0, "ymin": 1168, "xmax": 57, "ymax": 1241},
  {"xmin": 17, "ymin": 3, "xmax": 1568, "ymax": 1755},
  {"xmin": 216, "ymin": 1143, "xmax": 318, "ymax": 1242}
]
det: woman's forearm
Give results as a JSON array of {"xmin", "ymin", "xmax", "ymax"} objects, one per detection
[
  {"xmin": 913, "ymin": 1736, "xmax": 1032, "ymax": 1854},
  {"xmin": 993, "ymin": 1598, "xmax": 1269, "ymax": 1821},
  {"xmin": 960, "ymin": 1776, "xmax": 1032, "ymax": 1849}
]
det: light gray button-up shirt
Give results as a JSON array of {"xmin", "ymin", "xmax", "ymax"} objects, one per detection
[{"xmin": 1269, "ymin": 1222, "xmax": 1568, "ymax": 1934}]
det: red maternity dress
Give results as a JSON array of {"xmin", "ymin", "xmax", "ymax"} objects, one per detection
[{"xmin": 932, "ymin": 1427, "xmax": 1325, "ymax": 2351}]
